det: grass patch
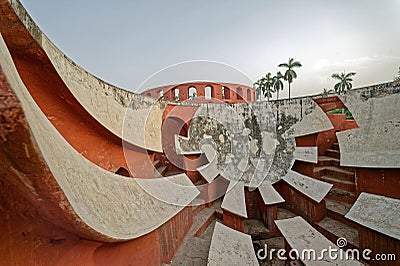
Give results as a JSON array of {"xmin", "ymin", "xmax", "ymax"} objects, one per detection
[{"xmin": 327, "ymin": 108, "xmax": 354, "ymax": 119}]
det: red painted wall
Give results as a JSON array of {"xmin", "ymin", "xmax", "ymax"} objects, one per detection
[
  {"xmin": 158, "ymin": 207, "xmax": 193, "ymax": 263},
  {"xmin": 142, "ymin": 82, "xmax": 255, "ymax": 102},
  {"xmin": 274, "ymin": 181, "xmax": 326, "ymax": 223},
  {"xmin": 355, "ymin": 168, "xmax": 400, "ymax": 200},
  {"xmin": 0, "ymin": 5, "xmax": 154, "ymax": 178},
  {"xmin": 223, "ymin": 210, "xmax": 244, "ymax": 232},
  {"xmin": 358, "ymin": 226, "xmax": 399, "ymax": 266}
]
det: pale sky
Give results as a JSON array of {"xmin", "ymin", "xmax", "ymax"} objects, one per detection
[{"xmin": 20, "ymin": 0, "xmax": 400, "ymax": 98}]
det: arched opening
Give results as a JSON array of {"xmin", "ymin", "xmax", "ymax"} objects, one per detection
[
  {"xmin": 237, "ymin": 87, "xmax": 243, "ymax": 100},
  {"xmin": 188, "ymin": 86, "xmax": 197, "ymax": 100},
  {"xmin": 222, "ymin": 86, "xmax": 225, "ymax": 99},
  {"xmin": 158, "ymin": 90, "xmax": 164, "ymax": 99},
  {"xmin": 224, "ymin": 87, "xmax": 230, "ymax": 100},
  {"xmin": 146, "ymin": 92, "xmax": 151, "ymax": 97},
  {"xmin": 161, "ymin": 116, "xmax": 187, "ymax": 169},
  {"xmin": 115, "ymin": 167, "xmax": 130, "ymax": 177},
  {"xmin": 205, "ymin": 86, "xmax": 212, "ymax": 100},
  {"xmin": 247, "ymin": 89, "xmax": 251, "ymax": 101},
  {"xmin": 174, "ymin": 88, "xmax": 179, "ymax": 101}
]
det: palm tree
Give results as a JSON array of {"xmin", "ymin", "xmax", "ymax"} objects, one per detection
[
  {"xmin": 253, "ymin": 78, "xmax": 265, "ymax": 101},
  {"xmin": 273, "ymin": 71, "xmax": 284, "ymax": 101},
  {"xmin": 331, "ymin": 71, "xmax": 356, "ymax": 94},
  {"xmin": 262, "ymin": 72, "xmax": 275, "ymax": 101},
  {"xmin": 278, "ymin": 58, "xmax": 302, "ymax": 100},
  {"xmin": 394, "ymin": 66, "xmax": 400, "ymax": 82},
  {"xmin": 321, "ymin": 88, "xmax": 334, "ymax": 97}
]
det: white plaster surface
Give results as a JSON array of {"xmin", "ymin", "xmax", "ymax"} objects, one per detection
[
  {"xmin": 0, "ymin": 34, "xmax": 197, "ymax": 240},
  {"xmin": 283, "ymin": 105, "xmax": 333, "ymax": 138},
  {"xmin": 221, "ymin": 182, "xmax": 247, "ymax": 218},
  {"xmin": 135, "ymin": 174, "xmax": 199, "ymax": 206},
  {"xmin": 258, "ymin": 181, "xmax": 285, "ymax": 205},
  {"xmin": 338, "ymin": 93, "xmax": 400, "ymax": 168},
  {"xmin": 345, "ymin": 192, "xmax": 400, "ymax": 240},
  {"xmin": 282, "ymin": 170, "xmax": 332, "ymax": 203},
  {"xmin": 293, "ymin": 146, "xmax": 318, "ymax": 164},
  {"xmin": 275, "ymin": 216, "xmax": 362, "ymax": 266},
  {"xmin": 178, "ymin": 139, "xmax": 219, "ymax": 183},
  {"xmin": 207, "ymin": 222, "xmax": 258, "ymax": 266},
  {"xmin": 197, "ymin": 162, "xmax": 219, "ymax": 183}
]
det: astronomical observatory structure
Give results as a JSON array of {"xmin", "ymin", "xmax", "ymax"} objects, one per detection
[{"xmin": 0, "ymin": 0, "xmax": 399, "ymax": 265}]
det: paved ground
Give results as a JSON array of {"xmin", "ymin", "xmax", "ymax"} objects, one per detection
[
  {"xmin": 169, "ymin": 206, "xmax": 302, "ymax": 266},
  {"xmin": 169, "ymin": 201, "xmax": 220, "ymax": 266},
  {"xmin": 170, "ymin": 220, "xmax": 216, "ymax": 266}
]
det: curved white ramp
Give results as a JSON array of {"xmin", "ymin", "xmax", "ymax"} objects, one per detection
[{"xmin": 0, "ymin": 34, "xmax": 197, "ymax": 241}]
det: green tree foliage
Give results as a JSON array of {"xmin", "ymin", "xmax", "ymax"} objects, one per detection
[
  {"xmin": 278, "ymin": 58, "xmax": 302, "ymax": 100},
  {"xmin": 394, "ymin": 66, "xmax": 400, "ymax": 82},
  {"xmin": 331, "ymin": 71, "xmax": 356, "ymax": 94},
  {"xmin": 321, "ymin": 88, "xmax": 334, "ymax": 97},
  {"xmin": 253, "ymin": 78, "xmax": 264, "ymax": 101},
  {"xmin": 253, "ymin": 72, "xmax": 275, "ymax": 101},
  {"xmin": 262, "ymin": 72, "xmax": 275, "ymax": 101},
  {"xmin": 273, "ymin": 71, "xmax": 284, "ymax": 101}
]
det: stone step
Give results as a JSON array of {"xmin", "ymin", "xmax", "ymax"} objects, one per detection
[
  {"xmin": 317, "ymin": 155, "xmax": 340, "ymax": 167},
  {"xmin": 170, "ymin": 208, "xmax": 216, "ymax": 265},
  {"xmin": 326, "ymin": 188, "xmax": 356, "ymax": 204},
  {"xmin": 317, "ymin": 156, "xmax": 354, "ymax": 172},
  {"xmin": 325, "ymin": 166, "xmax": 355, "ymax": 182},
  {"xmin": 331, "ymin": 143, "xmax": 340, "ymax": 151},
  {"xmin": 215, "ymin": 209, "xmax": 223, "ymax": 220},
  {"xmin": 325, "ymin": 199, "xmax": 358, "ymax": 228},
  {"xmin": 321, "ymin": 175, "xmax": 355, "ymax": 192},
  {"xmin": 191, "ymin": 200, "xmax": 221, "ymax": 237},
  {"xmin": 326, "ymin": 148, "xmax": 340, "ymax": 159},
  {"xmin": 244, "ymin": 219, "xmax": 271, "ymax": 240},
  {"xmin": 316, "ymin": 216, "xmax": 359, "ymax": 249},
  {"xmin": 164, "ymin": 169, "xmax": 185, "ymax": 177},
  {"xmin": 154, "ymin": 165, "xmax": 167, "ymax": 177},
  {"xmin": 193, "ymin": 208, "xmax": 217, "ymax": 237},
  {"xmin": 191, "ymin": 204, "xmax": 206, "ymax": 216},
  {"xmin": 277, "ymin": 207, "xmax": 297, "ymax": 220},
  {"xmin": 314, "ymin": 166, "xmax": 355, "ymax": 182},
  {"xmin": 153, "ymin": 160, "xmax": 161, "ymax": 168}
]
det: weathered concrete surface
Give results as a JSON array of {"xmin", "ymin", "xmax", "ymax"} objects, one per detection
[
  {"xmin": 6, "ymin": 0, "xmax": 165, "ymax": 152},
  {"xmin": 178, "ymin": 97, "xmax": 331, "ymax": 189},
  {"xmin": 0, "ymin": 34, "xmax": 197, "ymax": 241},
  {"xmin": 283, "ymin": 104, "xmax": 333, "ymax": 138},
  {"xmin": 196, "ymin": 143, "xmax": 219, "ymax": 183},
  {"xmin": 258, "ymin": 181, "xmax": 285, "ymax": 205},
  {"xmin": 135, "ymin": 174, "xmax": 199, "ymax": 206},
  {"xmin": 207, "ymin": 222, "xmax": 258, "ymax": 265},
  {"xmin": 170, "ymin": 202, "xmax": 221, "ymax": 265},
  {"xmin": 337, "ymin": 89, "xmax": 400, "ymax": 168},
  {"xmin": 282, "ymin": 170, "xmax": 333, "ymax": 203},
  {"xmin": 293, "ymin": 146, "xmax": 318, "ymax": 164},
  {"xmin": 221, "ymin": 182, "xmax": 247, "ymax": 218},
  {"xmin": 275, "ymin": 216, "xmax": 362, "ymax": 266},
  {"xmin": 345, "ymin": 192, "xmax": 400, "ymax": 241}
]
